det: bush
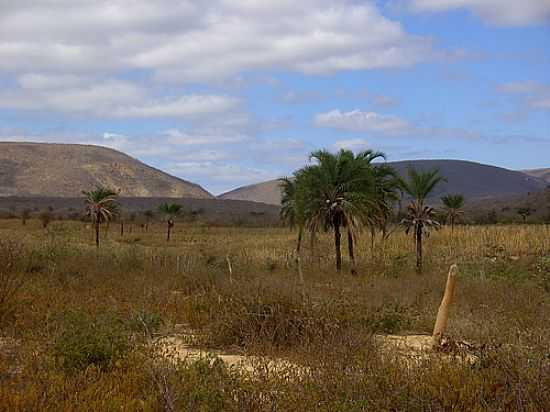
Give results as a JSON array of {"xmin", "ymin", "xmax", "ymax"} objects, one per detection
[
  {"xmin": 52, "ymin": 311, "xmax": 129, "ymax": 371},
  {"xmin": 128, "ymin": 309, "xmax": 163, "ymax": 336}
]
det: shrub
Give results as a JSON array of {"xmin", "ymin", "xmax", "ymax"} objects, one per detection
[
  {"xmin": 128, "ymin": 310, "xmax": 163, "ymax": 336},
  {"xmin": 52, "ymin": 311, "xmax": 129, "ymax": 371}
]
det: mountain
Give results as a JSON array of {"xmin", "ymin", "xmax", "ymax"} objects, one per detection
[
  {"xmin": 218, "ymin": 160, "xmax": 547, "ymax": 205},
  {"xmin": 0, "ymin": 142, "xmax": 212, "ymax": 198},
  {"xmin": 522, "ymin": 168, "xmax": 550, "ymax": 184},
  {"xmin": 218, "ymin": 180, "xmax": 283, "ymax": 205}
]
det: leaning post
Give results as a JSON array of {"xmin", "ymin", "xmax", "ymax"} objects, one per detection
[{"xmin": 432, "ymin": 264, "xmax": 459, "ymax": 347}]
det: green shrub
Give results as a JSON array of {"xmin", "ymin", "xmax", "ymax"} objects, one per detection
[
  {"xmin": 52, "ymin": 311, "xmax": 129, "ymax": 371},
  {"xmin": 128, "ymin": 309, "xmax": 163, "ymax": 336}
]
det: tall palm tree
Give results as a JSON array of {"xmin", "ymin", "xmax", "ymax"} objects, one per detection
[
  {"xmin": 280, "ymin": 176, "xmax": 307, "ymax": 282},
  {"xmin": 298, "ymin": 149, "xmax": 382, "ymax": 274},
  {"xmin": 158, "ymin": 203, "xmax": 182, "ymax": 241},
  {"xmin": 441, "ymin": 194, "xmax": 465, "ymax": 234},
  {"xmin": 280, "ymin": 177, "xmax": 305, "ymax": 254},
  {"xmin": 83, "ymin": 187, "xmax": 118, "ymax": 248},
  {"xmin": 399, "ymin": 168, "xmax": 446, "ymax": 272},
  {"xmin": 370, "ymin": 163, "xmax": 401, "ymax": 253}
]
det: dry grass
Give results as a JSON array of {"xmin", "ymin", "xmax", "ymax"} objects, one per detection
[{"xmin": 0, "ymin": 219, "xmax": 549, "ymax": 410}]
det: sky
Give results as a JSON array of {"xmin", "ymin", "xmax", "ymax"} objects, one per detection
[{"xmin": 0, "ymin": 0, "xmax": 549, "ymax": 195}]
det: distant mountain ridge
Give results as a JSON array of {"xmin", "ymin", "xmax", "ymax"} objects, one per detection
[
  {"xmin": 522, "ymin": 168, "xmax": 550, "ymax": 184},
  {"xmin": 219, "ymin": 159, "xmax": 548, "ymax": 205},
  {"xmin": 0, "ymin": 142, "xmax": 212, "ymax": 198}
]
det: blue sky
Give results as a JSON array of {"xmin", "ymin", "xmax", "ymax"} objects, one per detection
[{"xmin": 0, "ymin": 1, "xmax": 549, "ymax": 194}]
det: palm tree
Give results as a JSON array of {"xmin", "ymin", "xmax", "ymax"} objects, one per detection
[
  {"xmin": 399, "ymin": 168, "xmax": 446, "ymax": 272},
  {"xmin": 298, "ymin": 149, "xmax": 382, "ymax": 274},
  {"xmin": 144, "ymin": 210, "xmax": 154, "ymax": 232},
  {"xmin": 21, "ymin": 209, "xmax": 31, "ymax": 226},
  {"xmin": 280, "ymin": 176, "xmax": 306, "ymax": 282},
  {"xmin": 280, "ymin": 177, "xmax": 305, "ymax": 254},
  {"xmin": 441, "ymin": 194, "xmax": 465, "ymax": 234},
  {"xmin": 158, "ymin": 203, "xmax": 182, "ymax": 241},
  {"xmin": 369, "ymin": 163, "xmax": 401, "ymax": 255},
  {"xmin": 516, "ymin": 207, "xmax": 533, "ymax": 223},
  {"xmin": 83, "ymin": 187, "xmax": 118, "ymax": 248}
]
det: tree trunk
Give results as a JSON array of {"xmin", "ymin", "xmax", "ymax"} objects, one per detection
[
  {"xmin": 415, "ymin": 223, "xmax": 423, "ymax": 273},
  {"xmin": 120, "ymin": 221, "xmax": 124, "ymax": 237},
  {"xmin": 370, "ymin": 226, "xmax": 375, "ymax": 257},
  {"xmin": 296, "ymin": 227, "xmax": 304, "ymax": 285},
  {"xmin": 95, "ymin": 221, "xmax": 100, "ymax": 248},
  {"xmin": 348, "ymin": 229, "xmax": 357, "ymax": 275},
  {"xmin": 334, "ymin": 223, "xmax": 342, "ymax": 272},
  {"xmin": 167, "ymin": 220, "xmax": 173, "ymax": 241}
]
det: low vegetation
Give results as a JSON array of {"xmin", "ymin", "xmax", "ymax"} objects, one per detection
[
  {"xmin": 0, "ymin": 215, "xmax": 548, "ymax": 410},
  {"xmin": 0, "ymin": 150, "xmax": 548, "ymax": 410}
]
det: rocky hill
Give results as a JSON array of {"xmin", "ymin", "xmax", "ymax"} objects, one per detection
[
  {"xmin": 219, "ymin": 160, "xmax": 547, "ymax": 205},
  {"xmin": 0, "ymin": 142, "xmax": 212, "ymax": 198}
]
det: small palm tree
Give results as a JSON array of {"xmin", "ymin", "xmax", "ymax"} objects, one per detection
[
  {"xmin": 280, "ymin": 177, "xmax": 305, "ymax": 254},
  {"xmin": 158, "ymin": 203, "xmax": 182, "ymax": 241},
  {"xmin": 83, "ymin": 187, "xmax": 118, "ymax": 248},
  {"xmin": 280, "ymin": 176, "xmax": 306, "ymax": 282},
  {"xmin": 399, "ymin": 168, "xmax": 446, "ymax": 272},
  {"xmin": 21, "ymin": 209, "xmax": 31, "ymax": 226},
  {"xmin": 441, "ymin": 194, "xmax": 465, "ymax": 234},
  {"xmin": 144, "ymin": 210, "xmax": 154, "ymax": 232},
  {"xmin": 516, "ymin": 207, "xmax": 533, "ymax": 223}
]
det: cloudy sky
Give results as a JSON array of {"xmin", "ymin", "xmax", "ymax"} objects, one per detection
[{"xmin": 1, "ymin": 1, "xmax": 549, "ymax": 194}]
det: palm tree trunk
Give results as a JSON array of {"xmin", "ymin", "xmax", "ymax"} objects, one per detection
[
  {"xmin": 370, "ymin": 226, "xmax": 375, "ymax": 257},
  {"xmin": 296, "ymin": 227, "xmax": 304, "ymax": 285},
  {"xmin": 348, "ymin": 229, "xmax": 357, "ymax": 275},
  {"xmin": 95, "ymin": 221, "xmax": 100, "ymax": 248},
  {"xmin": 167, "ymin": 220, "xmax": 173, "ymax": 241},
  {"xmin": 415, "ymin": 224, "xmax": 423, "ymax": 273},
  {"xmin": 296, "ymin": 227, "xmax": 303, "ymax": 254},
  {"xmin": 334, "ymin": 223, "xmax": 342, "ymax": 272}
]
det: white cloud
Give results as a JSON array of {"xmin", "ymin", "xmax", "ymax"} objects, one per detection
[
  {"xmin": 315, "ymin": 109, "xmax": 412, "ymax": 135},
  {"xmin": 111, "ymin": 95, "xmax": 239, "ymax": 118},
  {"xmin": 498, "ymin": 81, "xmax": 550, "ymax": 111},
  {"xmin": 497, "ymin": 81, "xmax": 540, "ymax": 94},
  {"xmin": 530, "ymin": 96, "xmax": 550, "ymax": 109},
  {"xmin": 408, "ymin": 0, "xmax": 550, "ymax": 26},
  {"xmin": 18, "ymin": 73, "xmax": 87, "ymax": 90},
  {"xmin": 0, "ymin": 80, "xmax": 238, "ymax": 118},
  {"xmin": 97, "ymin": 132, "xmax": 133, "ymax": 152},
  {"xmin": 372, "ymin": 95, "xmax": 400, "ymax": 108},
  {"xmin": 0, "ymin": 1, "xmax": 431, "ymax": 80},
  {"xmin": 333, "ymin": 138, "xmax": 370, "ymax": 151},
  {"xmin": 163, "ymin": 129, "xmax": 249, "ymax": 145}
]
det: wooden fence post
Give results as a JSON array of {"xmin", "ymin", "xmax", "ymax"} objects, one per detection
[{"xmin": 432, "ymin": 264, "xmax": 459, "ymax": 347}]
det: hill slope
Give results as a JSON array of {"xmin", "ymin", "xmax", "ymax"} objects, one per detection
[
  {"xmin": 0, "ymin": 142, "xmax": 212, "ymax": 198},
  {"xmin": 219, "ymin": 160, "xmax": 547, "ymax": 205},
  {"xmin": 522, "ymin": 168, "xmax": 550, "ymax": 184},
  {"xmin": 218, "ymin": 180, "xmax": 283, "ymax": 205}
]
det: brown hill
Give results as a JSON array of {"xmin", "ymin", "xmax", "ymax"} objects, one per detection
[
  {"xmin": 218, "ymin": 160, "xmax": 547, "ymax": 205},
  {"xmin": 218, "ymin": 180, "xmax": 283, "ymax": 205},
  {"xmin": 0, "ymin": 142, "xmax": 212, "ymax": 198},
  {"xmin": 522, "ymin": 168, "xmax": 550, "ymax": 184}
]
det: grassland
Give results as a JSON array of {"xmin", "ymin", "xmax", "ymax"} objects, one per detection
[{"xmin": 1, "ymin": 218, "xmax": 549, "ymax": 411}]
